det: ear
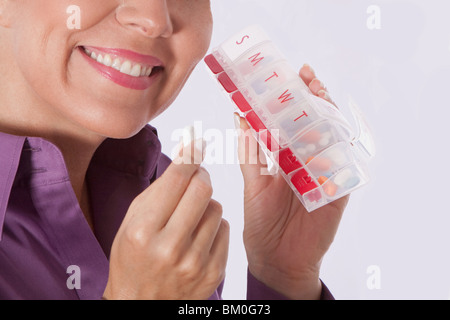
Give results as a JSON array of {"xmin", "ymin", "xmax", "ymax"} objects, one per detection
[{"xmin": 0, "ymin": 0, "xmax": 14, "ymax": 28}]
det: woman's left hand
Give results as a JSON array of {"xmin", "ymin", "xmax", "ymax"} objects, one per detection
[{"xmin": 236, "ymin": 64, "xmax": 349, "ymax": 300}]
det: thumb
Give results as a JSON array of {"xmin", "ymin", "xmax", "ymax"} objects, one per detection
[{"xmin": 234, "ymin": 113, "xmax": 270, "ymax": 183}]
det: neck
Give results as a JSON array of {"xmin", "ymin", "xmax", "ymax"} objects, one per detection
[
  {"xmin": 56, "ymin": 133, "xmax": 102, "ymax": 230},
  {"xmin": 50, "ymin": 132, "xmax": 104, "ymax": 204}
]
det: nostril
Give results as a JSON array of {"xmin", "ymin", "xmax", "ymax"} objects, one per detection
[
  {"xmin": 116, "ymin": 5, "xmax": 173, "ymax": 39},
  {"xmin": 129, "ymin": 23, "xmax": 148, "ymax": 35}
]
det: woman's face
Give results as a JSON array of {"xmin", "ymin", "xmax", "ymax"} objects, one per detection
[{"xmin": 3, "ymin": 0, "xmax": 212, "ymax": 138}]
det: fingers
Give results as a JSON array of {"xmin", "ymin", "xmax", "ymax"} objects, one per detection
[
  {"xmin": 299, "ymin": 63, "xmax": 316, "ymax": 86},
  {"xmin": 191, "ymin": 199, "xmax": 224, "ymax": 252},
  {"xmin": 207, "ymin": 218, "xmax": 230, "ymax": 282},
  {"xmin": 300, "ymin": 64, "xmax": 336, "ymax": 107},
  {"xmin": 129, "ymin": 132, "xmax": 206, "ymax": 230},
  {"xmin": 300, "ymin": 64, "xmax": 326, "ymax": 95},
  {"xmin": 165, "ymin": 167, "xmax": 214, "ymax": 241}
]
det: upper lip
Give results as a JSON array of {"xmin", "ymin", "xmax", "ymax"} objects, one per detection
[{"xmin": 81, "ymin": 45, "xmax": 164, "ymax": 68}]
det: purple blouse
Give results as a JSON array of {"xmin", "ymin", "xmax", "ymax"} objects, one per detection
[{"xmin": 0, "ymin": 125, "xmax": 333, "ymax": 300}]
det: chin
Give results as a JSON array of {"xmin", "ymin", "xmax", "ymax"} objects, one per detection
[{"xmin": 69, "ymin": 110, "xmax": 150, "ymax": 140}]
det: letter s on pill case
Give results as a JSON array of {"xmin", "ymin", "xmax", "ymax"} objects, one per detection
[{"xmin": 205, "ymin": 25, "xmax": 375, "ymax": 212}]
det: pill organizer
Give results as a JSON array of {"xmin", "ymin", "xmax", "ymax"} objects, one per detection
[{"xmin": 204, "ymin": 25, "xmax": 375, "ymax": 212}]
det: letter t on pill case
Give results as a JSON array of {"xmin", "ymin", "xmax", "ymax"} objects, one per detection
[{"xmin": 204, "ymin": 25, "xmax": 375, "ymax": 212}]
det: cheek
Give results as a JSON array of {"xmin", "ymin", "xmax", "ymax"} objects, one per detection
[
  {"xmin": 148, "ymin": 13, "xmax": 212, "ymax": 120},
  {"xmin": 171, "ymin": 16, "xmax": 213, "ymax": 84}
]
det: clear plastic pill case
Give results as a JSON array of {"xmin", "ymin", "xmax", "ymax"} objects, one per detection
[{"xmin": 205, "ymin": 25, "xmax": 375, "ymax": 212}]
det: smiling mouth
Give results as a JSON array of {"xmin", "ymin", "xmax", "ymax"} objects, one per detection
[
  {"xmin": 80, "ymin": 46, "xmax": 163, "ymax": 78},
  {"xmin": 78, "ymin": 46, "xmax": 164, "ymax": 90}
]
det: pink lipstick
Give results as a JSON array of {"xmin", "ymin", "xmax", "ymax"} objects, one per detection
[{"xmin": 79, "ymin": 46, "xmax": 164, "ymax": 90}]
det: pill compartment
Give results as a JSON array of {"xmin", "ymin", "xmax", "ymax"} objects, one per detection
[
  {"xmin": 272, "ymin": 101, "xmax": 322, "ymax": 145},
  {"xmin": 245, "ymin": 61, "xmax": 304, "ymax": 98},
  {"xmin": 290, "ymin": 120, "xmax": 348, "ymax": 163},
  {"xmin": 234, "ymin": 42, "xmax": 285, "ymax": 78},
  {"xmin": 259, "ymin": 79, "xmax": 309, "ymax": 115},
  {"xmin": 304, "ymin": 142, "xmax": 354, "ymax": 178},
  {"xmin": 219, "ymin": 25, "xmax": 271, "ymax": 63},
  {"xmin": 320, "ymin": 163, "xmax": 369, "ymax": 201}
]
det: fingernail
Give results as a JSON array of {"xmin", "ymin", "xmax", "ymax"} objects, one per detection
[
  {"xmin": 304, "ymin": 63, "xmax": 315, "ymax": 75},
  {"xmin": 318, "ymin": 79, "xmax": 325, "ymax": 89},
  {"xmin": 318, "ymin": 89, "xmax": 331, "ymax": 101},
  {"xmin": 175, "ymin": 125, "xmax": 206, "ymax": 165},
  {"xmin": 234, "ymin": 113, "xmax": 242, "ymax": 130}
]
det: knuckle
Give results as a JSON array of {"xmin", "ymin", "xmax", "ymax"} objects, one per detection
[
  {"xmin": 164, "ymin": 167, "xmax": 191, "ymax": 189},
  {"xmin": 177, "ymin": 252, "xmax": 205, "ymax": 280},
  {"xmin": 205, "ymin": 262, "xmax": 226, "ymax": 287},
  {"xmin": 154, "ymin": 242, "xmax": 179, "ymax": 266},
  {"xmin": 123, "ymin": 223, "xmax": 149, "ymax": 249}
]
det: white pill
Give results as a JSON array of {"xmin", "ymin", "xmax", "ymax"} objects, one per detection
[
  {"xmin": 322, "ymin": 131, "xmax": 332, "ymax": 140},
  {"xmin": 183, "ymin": 125, "xmax": 196, "ymax": 146},
  {"xmin": 319, "ymin": 137, "xmax": 330, "ymax": 147},
  {"xmin": 326, "ymin": 148, "xmax": 348, "ymax": 166},
  {"xmin": 333, "ymin": 168, "xmax": 353, "ymax": 187},
  {"xmin": 306, "ymin": 144, "xmax": 316, "ymax": 153}
]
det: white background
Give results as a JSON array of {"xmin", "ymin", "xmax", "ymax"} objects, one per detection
[{"xmin": 152, "ymin": 0, "xmax": 450, "ymax": 299}]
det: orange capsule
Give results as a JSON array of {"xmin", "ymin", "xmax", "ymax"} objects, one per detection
[
  {"xmin": 318, "ymin": 176, "xmax": 328, "ymax": 185},
  {"xmin": 306, "ymin": 156, "xmax": 315, "ymax": 165},
  {"xmin": 318, "ymin": 176, "xmax": 338, "ymax": 197}
]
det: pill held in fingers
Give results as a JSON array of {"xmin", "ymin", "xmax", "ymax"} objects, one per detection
[
  {"xmin": 204, "ymin": 25, "xmax": 375, "ymax": 212},
  {"xmin": 174, "ymin": 125, "xmax": 207, "ymax": 165},
  {"xmin": 183, "ymin": 125, "xmax": 196, "ymax": 147}
]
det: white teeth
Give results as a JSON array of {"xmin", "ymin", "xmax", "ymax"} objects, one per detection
[
  {"xmin": 103, "ymin": 54, "xmax": 112, "ymax": 67},
  {"xmin": 112, "ymin": 58, "xmax": 121, "ymax": 71},
  {"xmin": 130, "ymin": 64, "xmax": 141, "ymax": 77},
  {"xmin": 119, "ymin": 60, "xmax": 132, "ymax": 75},
  {"xmin": 84, "ymin": 47, "xmax": 155, "ymax": 77}
]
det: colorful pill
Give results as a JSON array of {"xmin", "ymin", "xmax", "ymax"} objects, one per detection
[
  {"xmin": 318, "ymin": 176, "xmax": 328, "ymax": 185},
  {"xmin": 344, "ymin": 176, "xmax": 361, "ymax": 189},
  {"xmin": 318, "ymin": 176, "xmax": 338, "ymax": 197}
]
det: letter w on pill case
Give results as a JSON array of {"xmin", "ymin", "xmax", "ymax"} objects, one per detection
[{"xmin": 205, "ymin": 25, "xmax": 375, "ymax": 212}]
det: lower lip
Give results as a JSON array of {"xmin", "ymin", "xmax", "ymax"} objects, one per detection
[{"xmin": 79, "ymin": 47, "xmax": 161, "ymax": 90}]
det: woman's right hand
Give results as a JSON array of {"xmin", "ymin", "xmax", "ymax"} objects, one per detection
[{"xmin": 103, "ymin": 137, "xmax": 229, "ymax": 300}]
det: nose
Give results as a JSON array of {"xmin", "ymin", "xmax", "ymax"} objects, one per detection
[{"xmin": 116, "ymin": 0, "xmax": 174, "ymax": 38}]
